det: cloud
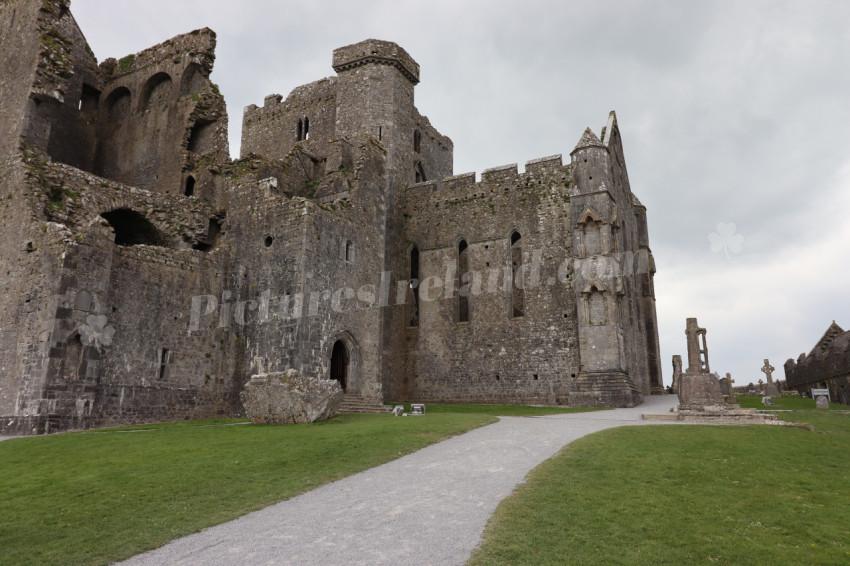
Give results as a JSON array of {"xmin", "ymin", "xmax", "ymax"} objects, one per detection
[{"xmin": 69, "ymin": 0, "xmax": 850, "ymax": 388}]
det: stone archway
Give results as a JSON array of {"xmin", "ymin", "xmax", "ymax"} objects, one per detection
[{"xmin": 331, "ymin": 340, "xmax": 349, "ymax": 391}]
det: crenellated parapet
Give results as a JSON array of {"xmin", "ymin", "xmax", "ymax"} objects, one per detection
[{"xmin": 405, "ymin": 154, "xmax": 571, "ymax": 205}]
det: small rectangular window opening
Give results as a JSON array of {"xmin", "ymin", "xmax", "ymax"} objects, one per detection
[{"xmin": 158, "ymin": 348, "xmax": 170, "ymax": 380}]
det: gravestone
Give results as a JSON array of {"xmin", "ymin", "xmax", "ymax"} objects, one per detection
[
  {"xmin": 816, "ymin": 396, "xmax": 829, "ymax": 409},
  {"xmin": 761, "ymin": 396, "xmax": 775, "ymax": 406},
  {"xmin": 726, "ymin": 373, "xmax": 737, "ymax": 403},
  {"xmin": 392, "ymin": 405, "xmax": 404, "ymax": 416},
  {"xmin": 761, "ymin": 359, "xmax": 779, "ymax": 396},
  {"xmin": 720, "ymin": 375, "xmax": 730, "ymax": 396}
]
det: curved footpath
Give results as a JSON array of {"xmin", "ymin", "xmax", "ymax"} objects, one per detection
[{"xmin": 119, "ymin": 395, "xmax": 681, "ymax": 566}]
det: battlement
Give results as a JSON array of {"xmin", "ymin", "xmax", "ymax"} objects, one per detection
[
  {"xmin": 409, "ymin": 154, "xmax": 568, "ymax": 196},
  {"xmin": 332, "ymin": 39, "xmax": 420, "ymax": 84},
  {"xmin": 405, "ymin": 154, "xmax": 572, "ymax": 214}
]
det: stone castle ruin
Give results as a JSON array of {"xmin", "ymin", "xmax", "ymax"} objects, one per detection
[{"xmin": 0, "ymin": 0, "xmax": 662, "ymax": 434}]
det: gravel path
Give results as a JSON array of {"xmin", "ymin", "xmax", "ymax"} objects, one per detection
[{"xmin": 118, "ymin": 395, "xmax": 680, "ymax": 566}]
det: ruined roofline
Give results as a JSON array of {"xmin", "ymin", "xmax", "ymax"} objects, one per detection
[
  {"xmin": 807, "ymin": 321, "xmax": 847, "ymax": 358},
  {"xmin": 99, "ymin": 27, "xmax": 217, "ymax": 80},
  {"xmin": 243, "ymin": 76, "xmax": 337, "ymax": 116},
  {"xmin": 332, "ymin": 39, "xmax": 420, "ymax": 84}
]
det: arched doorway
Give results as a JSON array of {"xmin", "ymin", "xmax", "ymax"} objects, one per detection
[{"xmin": 331, "ymin": 340, "xmax": 349, "ymax": 391}]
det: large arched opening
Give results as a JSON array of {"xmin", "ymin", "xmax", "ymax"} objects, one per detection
[{"xmin": 100, "ymin": 208, "xmax": 166, "ymax": 247}]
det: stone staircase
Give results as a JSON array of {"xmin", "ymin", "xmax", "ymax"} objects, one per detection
[{"xmin": 338, "ymin": 393, "xmax": 392, "ymax": 414}]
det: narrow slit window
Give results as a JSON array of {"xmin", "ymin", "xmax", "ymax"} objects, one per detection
[
  {"xmin": 297, "ymin": 119, "xmax": 303, "ymax": 141},
  {"xmin": 458, "ymin": 239, "xmax": 469, "ymax": 323},
  {"xmin": 304, "ymin": 117, "xmax": 310, "ymax": 140},
  {"xmin": 158, "ymin": 348, "xmax": 170, "ymax": 380},
  {"xmin": 511, "ymin": 231, "xmax": 524, "ymax": 317},
  {"xmin": 409, "ymin": 246, "xmax": 420, "ymax": 327}
]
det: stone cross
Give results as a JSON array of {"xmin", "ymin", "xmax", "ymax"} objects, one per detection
[
  {"xmin": 761, "ymin": 359, "xmax": 775, "ymax": 384},
  {"xmin": 684, "ymin": 318, "xmax": 709, "ymax": 374},
  {"xmin": 726, "ymin": 372, "xmax": 737, "ymax": 402}
]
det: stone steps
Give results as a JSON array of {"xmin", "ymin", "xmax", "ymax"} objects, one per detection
[
  {"xmin": 641, "ymin": 413, "xmax": 679, "ymax": 421},
  {"xmin": 338, "ymin": 394, "xmax": 392, "ymax": 414}
]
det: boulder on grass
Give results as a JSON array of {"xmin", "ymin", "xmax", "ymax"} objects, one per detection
[{"xmin": 240, "ymin": 370, "xmax": 344, "ymax": 424}]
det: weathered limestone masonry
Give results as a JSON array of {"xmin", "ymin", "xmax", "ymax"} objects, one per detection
[
  {"xmin": 785, "ymin": 322, "xmax": 850, "ymax": 405},
  {"xmin": 0, "ymin": 0, "xmax": 662, "ymax": 434}
]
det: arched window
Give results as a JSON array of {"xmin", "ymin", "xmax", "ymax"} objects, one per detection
[
  {"xmin": 304, "ymin": 117, "xmax": 310, "ymax": 140},
  {"xmin": 184, "ymin": 175, "xmax": 195, "ymax": 197},
  {"xmin": 297, "ymin": 119, "xmax": 303, "ymax": 141},
  {"xmin": 409, "ymin": 246, "xmax": 420, "ymax": 327},
  {"xmin": 414, "ymin": 162, "xmax": 426, "ymax": 183},
  {"xmin": 510, "ymin": 231, "xmax": 524, "ymax": 317},
  {"xmin": 458, "ymin": 239, "xmax": 469, "ymax": 323},
  {"xmin": 344, "ymin": 240, "xmax": 354, "ymax": 262}
]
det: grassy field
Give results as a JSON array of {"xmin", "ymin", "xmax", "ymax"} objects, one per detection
[
  {"xmin": 0, "ymin": 412, "xmax": 495, "ymax": 566},
  {"xmin": 469, "ymin": 409, "xmax": 850, "ymax": 565},
  {"xmin": 734, "ymin": 394, "xmax": 847, "ymax": 411},
  {"xmin": 388, "ymin": 402, "xmax": 607, "ymax": 417}
]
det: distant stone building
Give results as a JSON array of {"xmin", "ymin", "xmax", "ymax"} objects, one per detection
[
  {"xmin": 0, "ymin": 0, "xmax": 662, "ymax": 434},
  {"xmin": 785, "ymin": 322, "xmax": 850, "ymax": 405}
]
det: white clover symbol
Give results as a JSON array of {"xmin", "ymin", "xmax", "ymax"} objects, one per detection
[
  {"xmin": 79, "ymin": 314, "xmax": 115, "ymax": 350},
  {"xmin": 708, "ymin": 222, "xmax": 744, "ymax": 259}
]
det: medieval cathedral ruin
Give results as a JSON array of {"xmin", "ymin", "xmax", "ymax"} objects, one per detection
[{"xmin": 0, "ymin": 0, "xmax": 663, "ymax": 434}]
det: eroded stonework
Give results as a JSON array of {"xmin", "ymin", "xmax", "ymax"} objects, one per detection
[
  {"xmin": 785, "ymin": 321, "xmax": 850, "ymax": 405},
  {"xmin": 0, "ymin": 0, "xmax": 662, "ymax": 434},
  {"xmin": 240, "ymin": 371, "xmax": 343, "ymax": 424}
]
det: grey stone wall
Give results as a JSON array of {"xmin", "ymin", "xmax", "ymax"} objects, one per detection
[
  {"xmin": 785, "ymin": 323, "xmax": 850, "ymax": 405},
  {"xmin": 390, "ymin": 157, "xmax": 579, "ymax": 404},
  {"xmin": 0, "ymin": 6, "xmax": 663, "ymax": 433},
  {"xmin": 241, "ymin": 78, "xmax": 338, "ymax": 162}
]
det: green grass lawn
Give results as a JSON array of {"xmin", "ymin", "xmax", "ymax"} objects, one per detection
[
  {"xmin": 734, "ymin": 394, "xmax": 846, "ymax": 411},
  {"xmin": 387, "ymin": 402, "xmax": 606, "ymax": 417},
  {"xmin": 468, "ymin": 410, "xmax": 850, "ymax": 565},
  {"xmin": 0, "ymin": 412, "xmax": 495, "ymax": 566}
]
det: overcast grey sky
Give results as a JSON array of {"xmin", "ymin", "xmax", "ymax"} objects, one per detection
[{"xmin": 69, "ymin": 0, "xmax": 850, "ymax": 387}]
